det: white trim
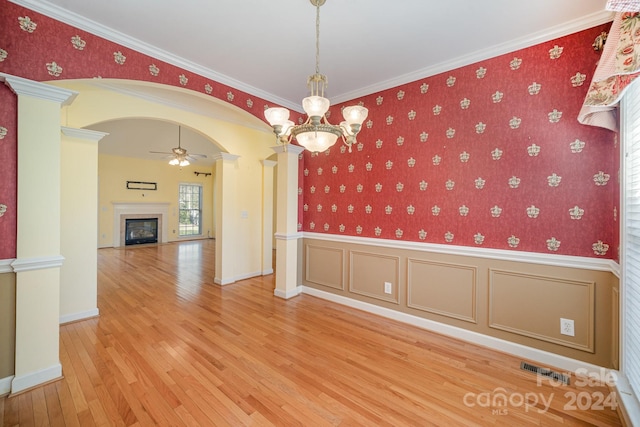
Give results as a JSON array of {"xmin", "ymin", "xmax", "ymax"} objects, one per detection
[
  {"xmin": 0, "ymin": 376, "xmax": 13, "ymax": 396},
  {"xmin": 211, "ymin": 153, "xmax": 241, "ymax": 162},
  {"xmin": 0, "ymin": 72, "xmax": 78, "ymax": 105},
  {"xmin": 10, "ymin": 363, "xmax": 62, "ymax": 395},
  {"xmin": 59, "ymin": 308, "xmax": 99, "ymax": 325},
  {"xmin": 7, "ymin": 0, "xmax": 298, "ymax": 111},
  {"xmin": 262, "ymin": 160, "xmax": 277, "ymax": 168},
  {"xmin": 0, "ymin": 259, "xmax": 15, "ymax": 274},
  {"xmin": 274, "ymin": 232, "xmax": 303, "ymax": 241},
  {"xmin": 275, "ymin": 286, "xmax": 302, "ymax": 299},
  {"xmin": 303, "ymin": 232, "xmax": 619, "ymax": 274},
  {"xmin": 271, "ymin": 145, "xmax": 305, "ymax": 155},
  {"xmin": 11, "ymin": 255, "xmax": 65, "ymax": 272},
  {"xmin": 613, "ymin": 374, "xmax": 640, "ymax": 427},
  {"xmin": 302, "ymin": 286, "xmax": 613, "ymax": 378},
  {"xmin": 330, "ymin": 10, "xmax": 614, "ymax": 105},
  {"xmin": 214, "ymin": 270, "xmax": 263, "ymax": 286},
  {"xmin": 262, "ymin": 268, "xmax": 274, "ymax": 275},
  {"xmin": 61, "ymin": 126, "xmax": 109, "ymax": 142}
]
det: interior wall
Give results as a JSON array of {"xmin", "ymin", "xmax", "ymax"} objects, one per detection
[
  {"xmin": 303, "ymin": 236, "xmax": 618, "ymax": 368},
  {"xmin": 98, "ymin": 154, "xmax": 214, "ymax": 247},
  {"xmin": 301, "ymin": 23, "xmax": 619, "ymax": 260}
]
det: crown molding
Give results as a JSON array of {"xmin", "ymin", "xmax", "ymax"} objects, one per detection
[
  {"xmin": 61, "ymin": 126, "xmax": 109, "ymax": 142},
  {"xmin": 0, "ymin": 72, "xmax": 78, "ymax": 104},
  {"xmin": 330, "ymin": 10, "xmax": 614, "ymax": 105}
]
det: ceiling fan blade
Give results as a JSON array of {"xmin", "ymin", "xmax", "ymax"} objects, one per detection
[
  {"xmin": 189, "ymin": 153, "xmax": 207, "ymax": 158},
  {"xmin": 149, "ymin": 150, "xmax": 173, "ymax": 155}
]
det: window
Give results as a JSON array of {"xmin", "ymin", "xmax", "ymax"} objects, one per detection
[
  {"xmin": 178, "ymin": 183, "xmax": 202, "ymax": 236},
  {"xmin": 622, "ymin": 80, "xmax": 640, "ymax": 405}
]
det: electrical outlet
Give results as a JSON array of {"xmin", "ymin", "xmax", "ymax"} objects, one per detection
[
  {"xmin": 560, "ymin": 318, "xmax": 575, "ymax": 337},
  {"xmin": 384, "ymin": 282, "xmax": 392, "ymax": 294}
]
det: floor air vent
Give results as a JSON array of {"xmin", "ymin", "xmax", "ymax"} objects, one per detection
[{"xmin": 520, "ymin": 361, "xmax": 570, "ymax": 385}]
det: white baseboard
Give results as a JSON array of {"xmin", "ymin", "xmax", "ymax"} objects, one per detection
[
  {"xmin": 11, "ymin": 363, "xmax": 62, "ymax": 394},
  {"xmin": 0, "ymin": 375, "xmax": 13, "ymax": 396},
  {"xmin": 215, "ymin": 271, "xmax": 264, "ymax": 286},
  {"xmin": 262, "ymin": 268, "xmax": 274, "ymax": 275},
  {"xmin": 274, "ymin": 286, "xmax": 302, "ymax": 299},
  {"xmin": 59, "ymin": 308, "xmax": 99, "ymax": 325},
  {"xmin": 301, "ymin": 286, "xmax": 612, "ymax": 378}
]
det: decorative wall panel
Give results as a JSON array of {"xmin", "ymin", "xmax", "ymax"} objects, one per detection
[
  {"xmin": 305, "ymin": 245, "xmax": 344, "ymax": 290},
  {"xmin": 349, "ymin": 251, "xmax": 399, "ymax": 304},
  {"xmin": 407, "ymin": 259, "xmax": 476, "ymax": 323},
  {"xmin": 489, "ymin": 269, "xmax": 595, "ymax": 352}
]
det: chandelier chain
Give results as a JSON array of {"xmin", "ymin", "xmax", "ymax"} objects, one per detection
[{"xmin": 315, "ymin": 0, "xmax": 320, "ymax": 75}]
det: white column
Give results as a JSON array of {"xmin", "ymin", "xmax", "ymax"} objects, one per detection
[
  {"xmin": 272, "ymin": 145, "xmax": 304, "ymax": 299},
  {"xmin": 213, "ymin": 153, "xmax": 240, "ymax": 285},
  {"xmin": 262, "ymin": 160, "xmax": 276, "ymax": 275},
  {"xmin": 1, "ymin": 73, "xmax": 77, "ymax": 394},
  {"xmin": 60, "ymin": 127, "xmax": 107, "ymax": 324}
]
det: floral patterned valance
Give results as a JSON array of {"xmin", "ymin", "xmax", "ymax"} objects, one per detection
[{"xmin": 578, "ymin": 6, "xmax": 640, "ymax": 131}]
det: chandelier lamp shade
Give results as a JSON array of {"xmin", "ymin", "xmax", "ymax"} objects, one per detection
[{"xmin": 264, "ymin": 0, "xmax": 368, "ymax": 153}]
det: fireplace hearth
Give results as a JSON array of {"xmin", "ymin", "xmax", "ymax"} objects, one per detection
[{"xmin": 125, "ymin": 218, "xmax": 158, "ymax": 245}]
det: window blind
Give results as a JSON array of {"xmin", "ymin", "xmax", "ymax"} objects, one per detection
[{"xmin": 623, "ymin": 79, "xmax": 640, "ymax": 399}]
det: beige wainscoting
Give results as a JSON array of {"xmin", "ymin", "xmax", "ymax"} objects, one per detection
[
  {"xmin": 488, "ymin": 269, "xmax": 594, "ymax": 352},
  {"xmin": 350, "ymin": 251, "xmax": 400, "ymax": 304},
  {"xmin": 302, "ymin": 236, "xmax": 619, "ymax": 369},
  {"xmin": 0, "ymin": 271, "xmax": 16, "ymax": 383},
  {"xmin": 408, "ymin": 259, "xmax": 477, "ymax": 323}
]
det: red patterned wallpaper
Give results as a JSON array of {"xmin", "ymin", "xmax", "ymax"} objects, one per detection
[
  {"xmin": 0, "ymin": 84, "xmax": 17, "ymax": 260},
  {"xmin": 0, "ymin": 0, "xmax": 619, "ymax": 261},
  {"xmin": 301, "ymin": 24, "xmax": 619, "ymax": 259}
]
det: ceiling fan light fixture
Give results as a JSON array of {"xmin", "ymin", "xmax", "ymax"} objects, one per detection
[{"xmin": 264, "ymin": 0, "xmax": 367, "ymax": 154}]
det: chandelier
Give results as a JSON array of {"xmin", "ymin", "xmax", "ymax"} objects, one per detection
[{"xmin": 264, "ymin": 0, "xmax": 368, "ymax": 153}]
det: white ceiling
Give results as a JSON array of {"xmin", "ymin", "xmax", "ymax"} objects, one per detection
[{"xmin": 17, "ymin": 0, "xmax": 612, "ymax": 162}]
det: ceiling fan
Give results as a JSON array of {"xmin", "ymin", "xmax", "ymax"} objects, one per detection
[{"xmin": 149, "ymin": 125, "xmax": 206, "ymax": 166}]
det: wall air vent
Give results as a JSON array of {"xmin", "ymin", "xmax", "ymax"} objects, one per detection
[{"xmin": 520, "ymin": 361, "xmax": 570, "ymax": 385}]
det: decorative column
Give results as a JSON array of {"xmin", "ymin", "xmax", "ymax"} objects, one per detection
[
  {"xmin": 1, "ymin": 73, "xmax": 77, "ymax": 394},
  {"xmin": 262, "ymin": 159, "xmax": 276, "ymax": 275},
  {"xmin": 60, "ymin": 127, "xmax": 107, "ymax": 324},
  {"xmin": 213, "ymin": 153, "xmax": 240, "ymax": 285},
  {"xmin": 272, "ymin": 145, "xmax": 304, "ymax": 299}
]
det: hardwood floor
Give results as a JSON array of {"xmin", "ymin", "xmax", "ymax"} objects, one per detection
[{"xmin": 1, "ymin": 240, "xmax": 623, "ymax": 426}]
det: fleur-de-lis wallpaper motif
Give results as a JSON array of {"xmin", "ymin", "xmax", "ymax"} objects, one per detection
[
  {"xmin": 593, "ymin": 171, "xmax": 610, "ymax": 186},
  {"xmin": 348, "ymin": 204, "xmax": 354, "ymax": 213},
  {"xmin": 549, "ymin": 45, "xmax": 564, "ymax": 59},
  {"xmin": 113, "ymin": 51, "xmax": 126, "ymax": 65},
  {"xmin": 527, "ymin": 205, "xmax": 540, "ymax": 219},
  {"xmin": 0, "ymin": 126, "xmax": 7, "ymax": 139},
  {"xmin": 509, "ymin": 117, "xmax": 521, "ymax": 129},
  {"xmin": 508, "ymin": 176, "xmax": 520, "ymax": 188},
  {"xmin": 140, "ymin": 63, "xmax": 159, "ymax": 78},
  {"xmin": 420, "ymin": 132, "xmax": 428, "ymax": 142},
  {"xmin": 408, "ymin": 110, "xmax": 416, "ymax": 120},
  {"xmin": 476, "ymin": 67, "xmax": 487, "ymax": 78},
  {"xmin": 508, "ymin": 235, "xmax": 520, "ymax": 248},
  {"xmin": 0, "ymin": 49, "xmax": 7, "ymax": 62},
  {"xmin": 376, "ymin": 96, "xmax": 383, "ymax": 105},
  {"xmin": 571, "ymin": 72, "xmax": 586, "ymax": 87},
  {"xmin": 331, "ymin": 165, "xmax": 338, "ymax": 174},
  {"xmin": 420, "ymin": 83, "xmax": 429, "ymax": 94},
  {"xmin": 592, "ymin": 240, "xmax": 609, "ymax": 256},
  {"xmin": 569, "ymin": 206, "xmax": 584, "ymax": 220},
  {"xmin": 548, "ymin": 109, "xmax": 562, "ymax": 123},
  {"xmin": 491, "ymin": 206, "xmax": 502, "ymax": 218},
  {"xmin": 528, "ymin": 82, "xmax": 541, "ymax": 95},
  {"xmin": 446, "ymin": 76, "xmax": 456, "ymax": 87},
  {"xmin": 570, "ymin": 139, "xmax": 586, "ymax": 153},
  {"xmin": 246, "ymin": 99, "xmax": 253, "ymax": 108},
  {"xmin": 396, "ymin": 182, "xmax": 404, "ymax": 192},
  {"xmin": 419, "ymin": 229, "xmax": 427, "ymax": 240},
  {"xmin": 510, "ymin": 57, "xmax": 522, "ymax": 70},
  {"xmin": 46, "ymin": 61, "xmax": 62, "ymax": 77},
  {"xmin": 491, "ymin": 148, "xmax": 503, "ymax": 160},
  {"xmin": 474, "ymin": 233, "xmax": 485, "ymax": 245},
  {"xmin": 0, "ymin": 204, "xmax": 7, "ymax": 217},
  {"xmin": 179, "ymin": 74, "xmax": 188, "ymax": 86},
  {"xmin": 18, "ymin": 16, "xmax": 36, "ymax": 32},
  {"xmin": 445, "ymin": 232, "xmax": 454, "ymax": 243},
  {"xmin": 226, "ymin": 91, "xmax": 234, "ymax": 102},
  {"xmin": 71, "ymin": 35, "xmax": 85, "ymax": 50},
  {"xmin": 547, "ymin": 173, "xmax": 562, "ymax": 187},
  {"xmin": 396, "ymin": 136, "xmax": 404, "ymax": 146},
  {"xmin": 397, "ymin": 90, "xmax": 405, "ymax": 100},
  {"xmin": 527, "ymin": 144, "xmax": 540, "ymax": 157},
  {"xmin": 460, "ymin": 98, "xmax": 471, "ymax": 109},
  {"xmin": 546, "ymin": 237, "xmax": 561, "ymax": 252}
]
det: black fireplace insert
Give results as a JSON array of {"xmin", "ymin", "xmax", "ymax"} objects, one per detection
[{"xmin": 125, "ymin": 218, "xmax": 158, "ymax": 245}]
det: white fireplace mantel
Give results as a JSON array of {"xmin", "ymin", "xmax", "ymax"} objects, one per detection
[{"xmin": 112, "ymin": 202, "xmax": 170, "ymax": 247}]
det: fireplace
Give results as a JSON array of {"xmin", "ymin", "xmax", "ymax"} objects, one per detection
[
  {"xmin": 125, "ymin": 218, "xmax": 158, "ymax": 245},
  {"xmin": 112, "ymin": 202, "xmax": 169, "ymax": 247}
]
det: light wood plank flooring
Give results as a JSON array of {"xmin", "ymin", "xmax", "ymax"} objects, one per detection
[{"xmin": 2, "ymin": 240, "xmax": 623, "ymax": 426}]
